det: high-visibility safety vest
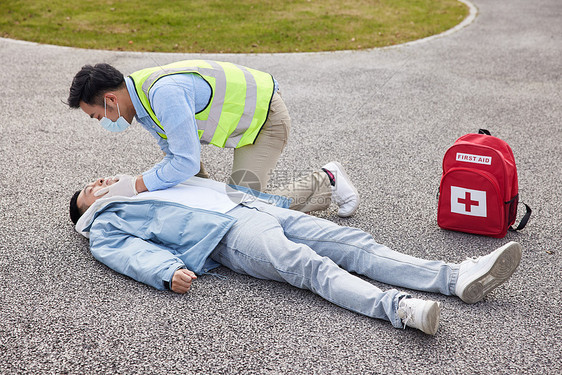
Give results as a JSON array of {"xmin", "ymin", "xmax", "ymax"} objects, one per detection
[{"xmin": 129, "ymin": 60, "xmax": 275, "ymax": 148}]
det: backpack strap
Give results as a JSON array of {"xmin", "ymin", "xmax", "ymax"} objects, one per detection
[
  {"xmin": 479, "ymin": 127, "xmax": 531, "ymax": 231},
  {"xmin": 510, "ymin": 203, "xmax": 532, "ymax": 232}
]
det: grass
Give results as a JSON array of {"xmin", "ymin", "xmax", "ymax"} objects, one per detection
[{"xmin": 0, "ymin": 0, "xmax": 468, "ymax": 53}]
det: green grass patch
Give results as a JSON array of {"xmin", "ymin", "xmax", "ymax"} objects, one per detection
[{"xmin": 0, "ymin": 0, "xmax": 468, "ymax": 53}]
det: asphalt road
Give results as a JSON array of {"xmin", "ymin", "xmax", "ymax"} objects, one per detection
[{"xmin": 1, "ymin": 0, "xmax": 560, "ymax": 373}]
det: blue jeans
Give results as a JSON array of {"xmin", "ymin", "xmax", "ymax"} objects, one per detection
[{"xmin": 210, "ymin": 201, "xmax": 460, "ymax": 328}]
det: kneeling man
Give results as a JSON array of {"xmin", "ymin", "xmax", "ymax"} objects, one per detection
[{"xmin": 69, "ymin": 175, "xmax": 522, "ymax": 335}]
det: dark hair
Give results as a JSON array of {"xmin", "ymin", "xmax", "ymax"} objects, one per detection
[
  {"xmin": 69, "ymin": 190, "xmax": 82, "ymax": 224},
  {"xmin": 67, "ymin": 63, "xmax": 125, "ymax": 108}
]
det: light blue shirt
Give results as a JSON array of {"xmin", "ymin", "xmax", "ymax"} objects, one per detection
[
  {"xmin": 126, "ymin": 73, "xmax": 279, "ymax": 192},
  {"xmin": 126, "ymin": 74, "xmax": 211, "ymax": 191}
]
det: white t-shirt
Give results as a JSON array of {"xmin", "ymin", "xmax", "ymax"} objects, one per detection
[{"xmin": 130, "ymin": 176, "xmax": 250, "ymax": 214}]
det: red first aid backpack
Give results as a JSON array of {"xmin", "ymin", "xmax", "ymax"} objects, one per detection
[{"xmin": 437, "ymin": 129, "xmax": 531, "ymax": 238}]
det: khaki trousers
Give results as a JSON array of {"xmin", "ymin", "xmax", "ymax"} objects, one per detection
[{"xmin": 197, "ymin": 92, "xmax": 332, "ymax": 213}]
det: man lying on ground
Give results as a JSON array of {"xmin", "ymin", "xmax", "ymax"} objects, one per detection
[{"xmin": 69, "ymin": 174, "xmax": 522, "ymax": 335}]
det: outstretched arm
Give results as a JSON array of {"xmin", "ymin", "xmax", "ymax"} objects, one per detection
[{"xmin": 141, "ymin": 76, "xmax": 202, "ymax": 191}]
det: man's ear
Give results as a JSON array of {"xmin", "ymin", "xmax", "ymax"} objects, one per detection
[{"xmin": 104, "ymin": 93, "xmax": 118, "ymax": 104}]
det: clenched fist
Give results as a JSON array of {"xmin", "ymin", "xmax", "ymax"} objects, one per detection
[{"xmin": 171, "ymin": 268, "xmax": 198, "ymax": 293}]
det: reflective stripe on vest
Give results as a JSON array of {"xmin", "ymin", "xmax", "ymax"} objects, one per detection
[{"xmin": 129, "ymin": 60, "xmax": 275, "ymax": 148}]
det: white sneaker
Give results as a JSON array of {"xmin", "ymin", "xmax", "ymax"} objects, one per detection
[
  {"xmin": 397, "ymin": 297, "xmax": 440, "ymax": 335},
  {"xmin": 322, "ymin": 161, "xmax": 360, "ymax": 217},
  {"xmin": 455, "ymin": 241, "xmax": 522, "ymax": 304}
]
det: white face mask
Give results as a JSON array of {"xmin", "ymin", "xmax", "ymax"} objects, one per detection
[{"xmin": 100, "ymin": 98, "xmax": 130, "ymax": 132}]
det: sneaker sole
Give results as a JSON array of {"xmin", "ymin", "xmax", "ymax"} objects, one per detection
[
  {"xmin": 330, "ymin": 161, "xmax": 360, "ymax": 217},
  {"xmin": 421, "ymin": 301, "xmax": 441, "ymax": 335},
  {"xmin": 459, "ymin": 242, "xmax": 522, "ymax": 304}
]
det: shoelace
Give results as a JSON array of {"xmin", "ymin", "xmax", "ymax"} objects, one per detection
[{"xmin": 399, "ymin": 305, "xmax": 414, "ymax": 330}]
